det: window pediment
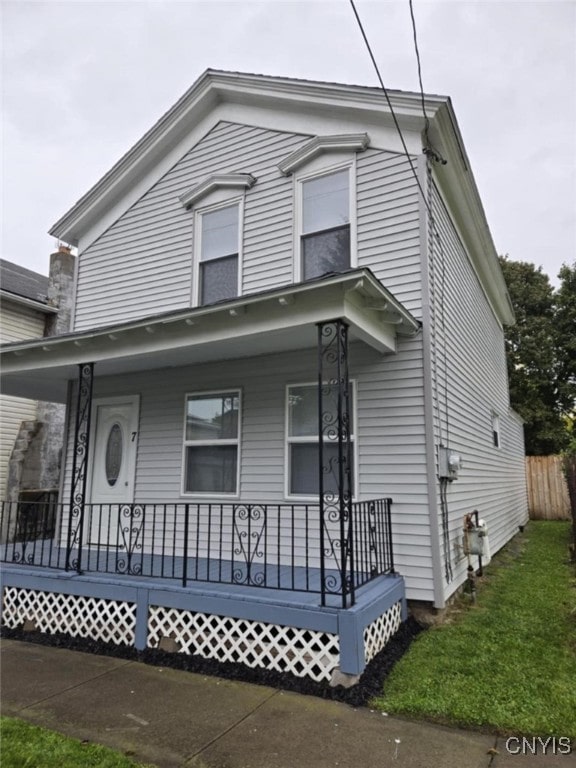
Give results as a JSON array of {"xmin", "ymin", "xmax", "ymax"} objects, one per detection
[
  {"xmin": 180, "ymin": 173, "xmax": 257, "ymax": 210},
  {"xmin": 278, "ymin": 133, "xmax": 370, "ymax": 176}
]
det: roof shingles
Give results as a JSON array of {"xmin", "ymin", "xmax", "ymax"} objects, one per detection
[{"xmin": 0, "ymin": 259, "xmax": 49, "ymax": 304}]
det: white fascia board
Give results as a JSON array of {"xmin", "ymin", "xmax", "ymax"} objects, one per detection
[
  {"xmin": 208, "ymin": 70, "xmax": 447, "ymax": 123},
  {"xmin": 50, "ymin": 69, "xmax": 443, "ymax": 250},
  {"xmin": 0, "ymin": 290, "xmax": 58, "ymax": 314},
  {"xmin": 1, "ymin": 270, "xmax": 416, "ymax": 373},
  {"xmin": 429, "ymin": 103, "xmax": 515, "ymax": 326}
]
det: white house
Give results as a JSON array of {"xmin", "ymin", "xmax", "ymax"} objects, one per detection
[{"xmin": 0, "ymin": 70, "xmax": 528, "ymax": 685}]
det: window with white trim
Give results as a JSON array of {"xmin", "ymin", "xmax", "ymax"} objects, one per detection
[
  {"xmin": 287, "ymin": 383, "xmax": 355, "ymax": 497},
  {"xmin": 300, "ymin": 168, "xmax": 351, "ymax": 281},
  {"xmin": 183, "ymin": 391, "xmax": 240, "ymax": 494},
  {"xmin": 197, "ymin": 202, "xmax": 240, "ymax": 305}
]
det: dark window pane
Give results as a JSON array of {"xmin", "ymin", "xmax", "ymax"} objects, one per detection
[
  {"xmin": 186, "ymin": 393, "xmax": 239, "ymax": 441},
  {"xmin": 289, "ymin": 384, "xmax": 353, "ymax": 437},
  {"xmin": 302, "ymin": 226, "xmax": 350, "ymax": 280},
  {"xmin": 201, "ymin": 255, "xmax": 238, "ymax": 304},
  {"xmin": 186, "ymin": 445, "xmax": 238, "ymax": 493},
  {"xmin": 290, "ymin": 442, "xmax": 354, "ymax": 495}
]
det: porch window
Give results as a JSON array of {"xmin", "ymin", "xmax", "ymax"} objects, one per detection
[
  {"xmin": 184, "ymin": 391, "xmax": 240, "ymax": 494},
  {"xmin": 301, "ymin": 169, "xmax": 350, "ymax": 281},
  {"xmin": 198, "ymin": 203, "xmax": 239, "ymax": 305},
  {"xmin": 287, "ymin": 383, "xmax": 355, "ymax": 497}
]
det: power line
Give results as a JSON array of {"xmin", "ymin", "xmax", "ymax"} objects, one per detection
[
  {"xmin": 348, "ymin": 0, "xmax": 431, "ymax": 211},
  {"xmin": 349, "ymin": 0, "xmax": 453, "ymax": 449},
  {"xmin": 408, "ymin": 0, "xmax": 446, "ymax": 165},
  {"xmin": 409, "ymin": 0, "xmax": 431, "ymax": 149}
]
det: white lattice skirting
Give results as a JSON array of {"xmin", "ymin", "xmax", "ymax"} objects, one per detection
[
  {"xmin": 148, "ymin": 606, "xmax": 341, "ymax": 683},
  {"xmin": 1, "ymin": 586, "xmax": 403, "ymax": 683},
  {"xmin": 364, "ymin": 601, "xmax": 403, "ymax": 664},
  {"xmin": 148, "ymin": 601, "xmax": 403, "ymax": 683},
  {"xmin": 1, "ymin": 587, "xmax": 137, "ymax": 646}
]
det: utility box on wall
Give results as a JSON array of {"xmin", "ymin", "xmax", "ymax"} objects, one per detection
[{"xmin": 438, "ymin": 446, "xmax": 462, "ymax": 481}]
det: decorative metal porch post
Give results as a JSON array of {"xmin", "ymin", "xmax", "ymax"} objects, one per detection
[
  {"xmin": 317, "ymin": 320, "xmax": 354, "ymax": 608},
  {"xmin": 65, "ymin": 362, "xmax": 94, "ymax": 573}
]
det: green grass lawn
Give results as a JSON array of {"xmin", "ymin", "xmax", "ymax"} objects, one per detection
[
  {"xmin": 375, "ymin": 521, "xmax": 576, "ymax": 737},
  {"xmin": 0, "ymin": 717, "xmax": 155, "ymax": 768}
]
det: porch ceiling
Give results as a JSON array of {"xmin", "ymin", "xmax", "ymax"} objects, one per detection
[{"xmin": 0, "ymin": 269, "xmax": 420, "ymax": 403}]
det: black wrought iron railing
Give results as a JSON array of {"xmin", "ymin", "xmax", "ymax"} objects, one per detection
[
  {"xmin": 7, "ymin": 490, "xmax": 59, "ymax": 542},
  {"xmin": 0, "ymin": 498, "xmax": 395, "ymax": 606}
]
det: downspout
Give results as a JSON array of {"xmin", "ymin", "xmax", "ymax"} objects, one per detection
[{"xmin": 418, "ymin": 154, "xmax": 446, "ymax": 609}]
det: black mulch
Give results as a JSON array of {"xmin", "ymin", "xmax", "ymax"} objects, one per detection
[{"xmin": 0, "ymin": 617, "xmax": 424, "ymax": 708}]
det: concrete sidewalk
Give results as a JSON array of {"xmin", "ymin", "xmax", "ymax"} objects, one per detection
[{"xmin": 1, "ymin": 639, "xmax": 573, "ymax": 767}]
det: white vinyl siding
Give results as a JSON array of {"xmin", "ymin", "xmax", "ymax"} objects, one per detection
[
  {"xmin": 0, "ymin": 395, "xmax": 38, "ymax": 502},
  {"xmin": 426, "ymin": 179, "xmax": 528, "ymax": 602},
  {"xmin": 356, "ymin": 150, "xmax": 422, "ymax": 315},
  {"xmin": 73, "ymin": 123, "xmax": 307, "ymax": 331},
  {"xmin": 1, "ymin": 301, "xmax": 46, "ymax": 343},
  {"xmin": 73, "ymin": 125, "xmax": 424, "ymax": 332}
]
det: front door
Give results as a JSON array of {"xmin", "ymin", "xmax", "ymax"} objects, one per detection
[{"xmin": 88, "ymin": 396, "xmax": 140, "ymax": 545}]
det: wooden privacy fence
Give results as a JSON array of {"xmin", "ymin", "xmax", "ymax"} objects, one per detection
[{"xmin": 526, "ymin": 456, "xmax": 571, "ymax": 520}]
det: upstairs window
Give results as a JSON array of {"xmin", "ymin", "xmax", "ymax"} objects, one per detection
[
  {"xmin": 198, "ymin": 203, "xmax": 239, "ymax": 305},
  {"xmin": 301, "ymin": 168, "xmax": 350, "ymax": 281}
]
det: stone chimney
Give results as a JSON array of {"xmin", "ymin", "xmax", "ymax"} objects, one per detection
[{"xmin": 44, "ymin": 243, "xmax": 76, "ymax": 337}]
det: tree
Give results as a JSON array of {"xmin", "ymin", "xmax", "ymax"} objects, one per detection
[
  {"xmin": 499, "ymin": 257, "xmax": 569, "ymax": 455},
  {"xmin": 555, "ymin": 261, "xmax": 576, "ymax": 415}
]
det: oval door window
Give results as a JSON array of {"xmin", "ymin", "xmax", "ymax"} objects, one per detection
[{"xmin": 105, "ymin": 423, "xmax": 123, "ymax": 486}]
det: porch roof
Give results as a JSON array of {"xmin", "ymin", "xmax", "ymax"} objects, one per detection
[{"xmin": 0, "ymin": 268, "xmax": 420, "ymax": 403}]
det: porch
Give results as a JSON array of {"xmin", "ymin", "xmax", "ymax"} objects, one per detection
[
  {"xmin": 0, "ymin": 271, "xmax": 418, "ymax": 684},
  {"xmin": 0, "ymin": 498, "xmax": 405, "ymax": 684}
]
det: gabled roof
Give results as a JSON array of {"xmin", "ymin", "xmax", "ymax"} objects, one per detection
[
  {"xmin": 49, "ymin": 69, "xmax": 447, "ymax": 248},
  {"xmin": 0, "ymin": 259, "xmax": 49, "ymax": 307},
  {"xmin": 48, "ymin": 68, "xmax": 513, "ymax": 324}
]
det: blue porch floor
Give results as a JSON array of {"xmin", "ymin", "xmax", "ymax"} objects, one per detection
[{"xmin": 1, "ymin": 540, "xmax": 389, "ymax": 608}]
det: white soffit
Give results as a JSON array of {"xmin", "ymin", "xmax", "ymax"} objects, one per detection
[{"xmin": 0, "ymin": 270, "xmax": 420, "ymax": 402}]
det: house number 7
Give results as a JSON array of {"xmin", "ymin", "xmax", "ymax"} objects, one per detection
[{"xmin": 131, "ymin": 432, "xmax": 137, "ymax": 442}]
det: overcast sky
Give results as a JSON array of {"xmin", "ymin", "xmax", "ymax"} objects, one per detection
[{"xmin": 2, "ymin": 0, "xmax": 575, "ymax": 287}]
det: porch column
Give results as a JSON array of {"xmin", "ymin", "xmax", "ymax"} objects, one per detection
[
  {"xmin": 65, "ymin": 362, "xmax": 94, "ymax": 573},
  {"xmin": 317, "ymin": 320, "xmax": 354, "ymax": 608}
]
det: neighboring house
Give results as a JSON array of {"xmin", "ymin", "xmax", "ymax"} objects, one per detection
[
  {"xmin": 0, "ymin": 260, "xmax": 52, "ymax": 502},
  {"xmin": 0, "ymin": 252, "xmax": 74, "ymax": 504},
  {"xmin": 0, "ymin": 70, "xmax": 528, "ymax": 685}
]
